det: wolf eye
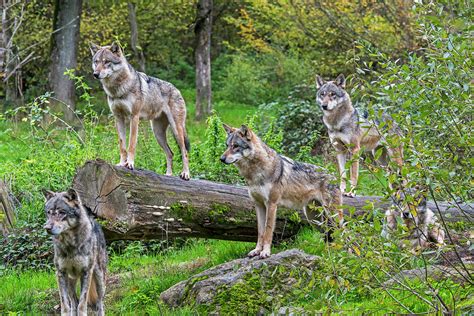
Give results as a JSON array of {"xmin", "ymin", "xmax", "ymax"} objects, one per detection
[
  {"xmin": 232, "ymin": 144, "xmax": 239, "ymax": 149},
  {"xmin": 320, "ymin": 91, "xmax": 326, "ymax": 96},
  {"xmin": 329, "ymin": 92, "xmax": 335, "ymax": 97}
]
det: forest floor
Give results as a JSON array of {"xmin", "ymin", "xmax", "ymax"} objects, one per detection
[{"xmin": 0, "ymin": 98, "xmax": 472, "ymax": 314}]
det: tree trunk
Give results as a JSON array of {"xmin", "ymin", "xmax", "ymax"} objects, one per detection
[
  {"xmin": 127, "ymin": 2, "xmax": 145, "ymax": 72},
  {"xmin": 72, "ymin": 160, "xmax": 473, "ymax": 242},
  {"xmin": 1, "ymin": 0, "xmax": 23, "ymax": 108},
  {"xmin": 49, "ymin": 0, "xmax": 82, "ymax": 123},
  {"xmin": 0, "ymin": 180, "xmax": 16, "ymax": 235},
  {"xmin": 194, "ymin": 0, "xmax": 212, "ymax": 121}
]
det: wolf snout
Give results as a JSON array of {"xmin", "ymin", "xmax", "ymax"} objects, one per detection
[
  {"xmin": 220, "ymin": 155, "xmax": 228, "ymax": 164},
  {"xmin": 44, "ymin": 223, "xmax": 54, "ymax": 234},
  {"xmin": 93, "ymin": 72, "xmax": 100, "ymax": 79},
  {"xmin": 322, "ymin": 105, "xmax": 328, "ymax": 110}
]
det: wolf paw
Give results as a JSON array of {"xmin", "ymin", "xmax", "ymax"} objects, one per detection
[
  {"xmin": 180, "ymin": 171, "xmax": 190, "ymax": 181},
  {"xmin": 124, "ymin": 161, "xmax": 135, "ymax": 170},
  {"xmin": 343, "ymin": 191, "xmax": 356, "ymax": 198},
  {"xmin": 247, "ymin": 248, "xmax": 262, "ymax": 257},
  {"xmin": 259, "ymin": 249, "xmax": 271, "ymax": 259}
]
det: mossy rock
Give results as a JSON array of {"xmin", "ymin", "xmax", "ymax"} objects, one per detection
[{"xmin": 160, "ymin": 249, "xmax": 321, "ymax": 314}]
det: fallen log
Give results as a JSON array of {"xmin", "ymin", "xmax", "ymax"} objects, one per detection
[
  {"xmin": 72, "ymin": 160, "xmax": 473, "ymax": 242},
  {"xmin": 0, "ymin": 180, "xmax": 16, "ymax": 235}
]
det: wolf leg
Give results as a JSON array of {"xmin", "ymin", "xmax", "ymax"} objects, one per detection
[
  {"xmin": 66, "ymin": 277, "xmax": 78, "ymax": 312},
  {"xmin": 57, "ymin": 271, "xmax": 72, "ymax": 315},
  {"xmin": 77, "ymin": 267, "xmax": 94, "ymax": 316},
  {"xmin": 167, "ymin": 108, "xmax": 190, "ymax": 180},
  {"xmin": 260, "ymin": 202, "xmax": 278, "ymax": 259},
  {"xmin": 125, "ymin": 115, "xmax": 140, "ymax": 170},
  {"xmin": 151, "ymin": 116, "xmax": 174, "ymax": 176},
  {"xmin": 348, "ymin": 145, "xmax": 360, "ymax": 197},
  {"xmin": 248, "ymin": 202, "xmax": 266, "ymax": 257},
  {"xmin": 115, "ymin": 116, "xmax": 128, "ymax": 167},
  {"xmin": 92, "ymin": 267, "xmax": 106, "ymax": 316},
  {"xmin": 336, "ymin": 152, "xmax": 348, "ymax": 195}
]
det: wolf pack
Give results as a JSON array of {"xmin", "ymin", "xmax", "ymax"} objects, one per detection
[{"xmin": 42, "ymin": 43, "xmax": 445, "ymax": 315}]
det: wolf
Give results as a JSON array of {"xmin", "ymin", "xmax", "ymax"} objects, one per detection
[
  {"xmin": 90, "ymin": 42, "xmax": 190, "ymax": 180},
  {"xmin": 220, "ymin": 124, "xmax": 343, "ymax": 258},
  {"xmin": 382, "ymin": 187, "xmax": 445, "ymax": 250},
  {"xmin": 316, "ymin": 74, "xmax": 403, "ymax": 197},
  {"xmin": 44, "ymin": 189, "xmax": 107, "ymax": 316}
]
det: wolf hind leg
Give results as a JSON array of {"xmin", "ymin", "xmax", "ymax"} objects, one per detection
[
  {"xmin": 151, "ymin": 116, "xmax": 174, "ymax": 176},
  {"xmin": 88, "ymin": 267, "xmax": 106, "ymax": 316},
  {"xmin": 166, "ymin": 102, "xmax": 190, "ymax": 180}
]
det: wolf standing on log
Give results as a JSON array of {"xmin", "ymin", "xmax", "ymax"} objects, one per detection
[
  {"xmin": 316, "ymin": 74, "xmax": 403, "ymax": 197},
  {"xmin": 90, "ymin": 42, "xmax": 191, "ymax": 180},
  {"xmin": 220, "ymin": 124, "xmax": 343, "ymax": 259},
  {"xmin": 43, "ymin": 189, "xmax": 107, "ymax": 316}
]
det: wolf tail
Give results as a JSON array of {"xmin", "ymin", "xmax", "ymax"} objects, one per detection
[{"xmin": 87, "ymin": 272, "xmax": 99, "ymax": 307}]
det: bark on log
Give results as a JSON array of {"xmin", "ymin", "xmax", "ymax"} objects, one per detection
[
  {"xmin": 0, "ymin": 180, "xmax": 16, "ymax": 235},
  {"xmin": 72, "ymin": 160, "xmax": 474, "ymax": 242}
]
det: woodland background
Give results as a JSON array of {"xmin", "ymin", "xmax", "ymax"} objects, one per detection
[{"xmin": 0, "ymin": 0, "xmax": 472, "ymax": 314}]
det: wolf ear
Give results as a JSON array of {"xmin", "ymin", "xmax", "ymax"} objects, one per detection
[
  {"xmin": 110, "ymin": 42, "xmax": 122, "ymax": 55},
  {"xmin": 315, "ymin": 75, "xmax": 325, "ymax": 89},
  {"xmin": 90, "ymin": 42, "xmax": 100, "ymax": 56},
  {"xmin": 222, "ymin": 123, "xmax": 235, "ymax": 135},
  {"xmin": 42, "ymin": 189, "xmax": 56, "ymax": 201},
  {"xmin": 65, "ymin": 188, "xmax": 78, "ymax": 202},
  {"xmin": 335, "ymin": 74, "xmax": 346, "ymax": 88},
  {"xmin": 240, "ymin": 125, "xmax": 252, "ymax": 140}
]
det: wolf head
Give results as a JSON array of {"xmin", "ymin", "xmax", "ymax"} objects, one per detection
[
  {"xmin": 394, "ymin": 186, "xmax": 428, "ymax": 220},
  {"xmin": 90, "ymin": 42, "xmax": 126, "ymax": 80},
  {"xmin": 43, "ymin": 189, "xmax": 83, "ymax": 236},
  {"xmin": 220, "ymin": 124, "xmax": 255, "ymax": 164},
  {"xmin": 315, "ymin": 74, "xmax": 349, "ymax": 112}
]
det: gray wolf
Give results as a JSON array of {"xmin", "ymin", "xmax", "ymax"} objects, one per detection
[
  {"xmin": 90, "ymin": 42, "xmax": 190, "ymax": 180},
  {"xmin": 220, "ymin": 124, "xmax": 343, "ymax": 258},
  {"xmin": 381, "ymin": 187, "xmax": 445, "ymax": 250},
  {"xmin": 44, "ymin": 189, "xmax": 107, "ymax": 316},
  {"xmin": 316, "ymin": 74, "xmax": 403, "ymax": 197}
]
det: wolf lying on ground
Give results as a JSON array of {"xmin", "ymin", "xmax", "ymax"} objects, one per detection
[
  {"xmin": 90, "ymin": 42, "xmax": 190, "ymax": 180},
  {"xmin": 220, "ymin": 124, "xmax": 343, "ymax": 258},
  {"xmin": 316, "ymin": 74, "xmax": 403, "ymax": 197},
  {"xmin": 44, "ymin": 189, "xmax": 107, "ymax": 316},
  {"xmin": 382, "ymin": 187, "xmax": 445, "ymax": 251}
]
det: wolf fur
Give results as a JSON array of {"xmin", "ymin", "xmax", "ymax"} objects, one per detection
[
  {"xmin": 316, "ymin": 74, "xmax": 403, "ymax": 197},
  {"xmin": 90, "ymin": 42, "xmax": 190, "ymax": 180},
  {"xmin": 382, "ymin": 187, "xmax": 445, "ymax": 250},
  {"xmin": 220, "ymin": 124, "xmax": 343, "ymax": 258},
  {"xmin": 44, "ymin": 189, "xmax": 107, "ymax": 316}
]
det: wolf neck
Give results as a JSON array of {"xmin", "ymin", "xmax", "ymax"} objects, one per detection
[
  {"xmin": 235, "ymin": 137, "xmax": 280, "ymax": 185},
  {"xmin": 101, "ymin": 61, "xmax": 137, "ymax": 99},
  {"xmin": 323, "ymin": 95, "xmax": 355, "ymax": 127}
]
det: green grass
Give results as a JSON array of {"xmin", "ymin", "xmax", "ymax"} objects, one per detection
[{"xmin": 1, "ymin": 98, "xmax": 471, "ymax": 314}]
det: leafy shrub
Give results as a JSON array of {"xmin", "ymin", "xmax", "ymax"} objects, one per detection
[
  {"xmin": 259, "ymin": 84, "xmax": 328, "ymax": 156},
  {"xmin": 0, "ymin": 222, "xmax": 54, "ymax": 271}
]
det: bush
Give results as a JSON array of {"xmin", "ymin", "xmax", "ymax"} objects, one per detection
[{"xmin": 259, "ymin": 84, "xmax": 327, "ymax": 156}]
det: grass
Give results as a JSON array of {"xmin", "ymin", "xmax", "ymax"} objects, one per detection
[{"xmin": 1, "ymin": 97, "xmax": 471, "ymax": 314}]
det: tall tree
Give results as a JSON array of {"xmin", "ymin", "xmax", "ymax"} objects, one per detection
[
  {"xmin": 127, "ymin": 2, "xmax": 145, "ymax": 72},
  {"xmin": 49, "ymin": 0, "xmax": 82, "ymax": 123},
  {"xmin": 194, "ymin": 0, "xmax": 212, "ymax": 121}
]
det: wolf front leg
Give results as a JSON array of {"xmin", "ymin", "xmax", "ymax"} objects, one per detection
[
  {"xmin": 115, "ymin": 116, "xmax": 128, "ymax": 167},
  {"xmin": 248, "ymin": 202, "xmax": 266, "ymax": 257},
  {"xmin": 77, "ymin": 267, "xmax": 94, "ymax": 316},
  {"xmin": 260, "ymin": 202, "xmax": 278, "ymax": 259},
  {"xmin": 126, "ymin": 114, "xmax": 140, "ymax": 170},
  {"xmin": 348, "ymin": 145, "xmax": 360, "ymax": 197},
  {"xmin": 336, "ymin": 152, "xmax": 348, "ymax": 196},
  {"xmin": 57, "ymin": 271, "xmax": 73, "ymax": 315}
]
